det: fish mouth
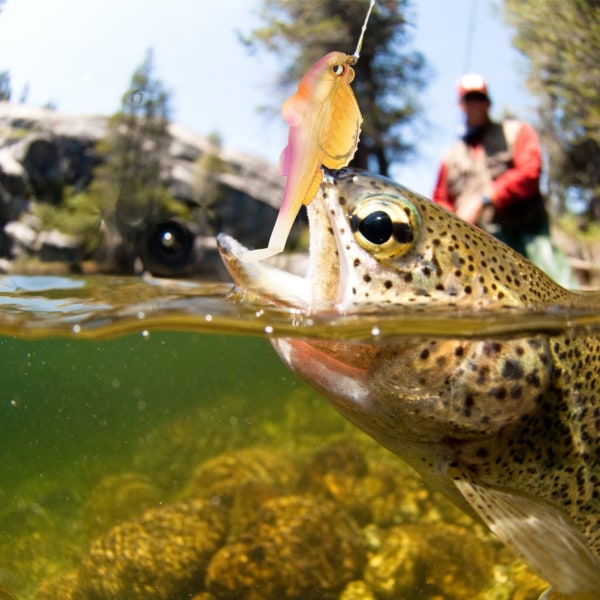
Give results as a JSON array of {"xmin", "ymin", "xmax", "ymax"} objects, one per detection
[{"xmin": 217, "ymin": 170, "xmax": 344, "ymax": 314}]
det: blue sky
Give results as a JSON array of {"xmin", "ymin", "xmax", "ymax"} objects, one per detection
[{"xmin": 0, "ymin": 0, "xmax": 534, "ymax": 196}]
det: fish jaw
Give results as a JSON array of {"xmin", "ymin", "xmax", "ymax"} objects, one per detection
[
  {"xmin": 217, "ymin": 181, "xmax": 345, "ymax": 314},
  {"xmin": 216, "ymin": 234, "xmax": 310, "ymax": 309}
]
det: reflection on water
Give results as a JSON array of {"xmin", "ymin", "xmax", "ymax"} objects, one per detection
[{"xmin": 2, "ymin": 274, "xmax": 595, "ymax": 599}]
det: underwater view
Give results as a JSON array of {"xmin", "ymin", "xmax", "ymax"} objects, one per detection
[{"xmin": 2, "ymin": 273, "xmax": 599, "ymax": 599}]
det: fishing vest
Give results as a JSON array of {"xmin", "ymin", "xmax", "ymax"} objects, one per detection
[{"xmin": 444, "ymin": 120, "xmax": 547, "ymax": 234}]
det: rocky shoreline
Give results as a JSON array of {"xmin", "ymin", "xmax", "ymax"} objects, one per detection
[{"xmin": 0, "ymin": 102, "xmax": 305, "ymax": 279}]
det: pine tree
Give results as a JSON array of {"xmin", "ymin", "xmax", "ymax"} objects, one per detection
[
  {"xmin": 504, "ymin": 0, "xmax": 600, "ymax": 219},
  {"xmin": 97, "ymin": 49, "xmax": 173, "ymax": 230}
]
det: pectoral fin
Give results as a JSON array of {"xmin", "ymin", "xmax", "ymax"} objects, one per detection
[
  {"xmin": 453, "ymin": 472, "xmax": 600, "ymax": 596},
  {"xmin": 318, "ymin": 83, "xmax": 362, "ymax": 168}
]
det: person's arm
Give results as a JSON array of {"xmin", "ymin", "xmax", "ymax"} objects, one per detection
[
  {"xmin": 490, "ymin": 122, "xmax": 542, "ymax": 209},
  {"xmin": 432, "ymin": 162, "xmax": 456, "ymax": 212}
]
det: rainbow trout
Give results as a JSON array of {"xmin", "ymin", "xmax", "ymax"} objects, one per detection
[{"xmin": 218, "ymin": 169, "xmax": 600, "ymax": 598}]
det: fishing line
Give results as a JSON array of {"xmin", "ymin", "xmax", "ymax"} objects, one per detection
[
  {"xmin": 462, "ymin": 0, "xmax": 478, "ymax": 73},
  {"xmin": 351, "ymin": 0, "xmax": 376, "ymax": 62}
]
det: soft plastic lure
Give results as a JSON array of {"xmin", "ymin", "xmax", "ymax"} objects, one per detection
[{"xmin": 243, "ymin": 0, "xmax": 375, "ymax": 262}]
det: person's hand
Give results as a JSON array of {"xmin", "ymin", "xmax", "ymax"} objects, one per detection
[{"xmin": 456, "ymin": 194, "xmax": 484, "ymax": 224}]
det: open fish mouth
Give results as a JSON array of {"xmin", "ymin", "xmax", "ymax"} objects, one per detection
[{"xmin": 217, "ymin": 169, "xmax": 346, "ymax": 314}]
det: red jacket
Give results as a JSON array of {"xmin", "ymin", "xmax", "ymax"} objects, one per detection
[{"xmin": 432, "ymin": 120, "xmax": 542, "ymax": 212}]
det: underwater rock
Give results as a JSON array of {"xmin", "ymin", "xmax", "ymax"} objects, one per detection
[
  {"xmin": 300, "ymin": 440, "xmax": 373, "ymax": 524},
  {"xmin": 302, "ymin": 440, "xmax": 370, "ymax": 481},
  {"xmin": 0, "ymin": 587, "xmax": 17, "ymax": 600},
  {"xmin": 84, "ymin": 471, "xmax": 165, "ymax": 535},
  {"xmin": 339, "ymin": 580, "xmax": 377, "ymax": 600},
  {"xmin": 489, "ymin": 557, "xmax": 549, "ymax": 600},
  {"xmin": 184, "ymin": 446, "xmax": 298, "ymax": 507},
  {"xmin": 300, "ymin": 440, "xmax": 464, "ymax": 529},
  {"xmin": 227, "ymin": 480, "xmax": 286, "ymax": 539},
  {"xmin": 205, "ymin": 495, "xmax": 366, "ymax": 600},
  {"xmin": 78, "ymin": 499, "xmax": 227, "ymax": 600},
  {"xmin": 364, "ymin": 522, "xmax": 498, "ymax": 599},
  {"xmin": 34, "ymin": 571, "xmax": 82, "ymax": 600}
]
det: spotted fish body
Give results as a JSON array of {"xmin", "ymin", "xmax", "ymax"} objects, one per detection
[{"xmin": 217, "ymin": 169, "xmax": 600, "ymax": 598}]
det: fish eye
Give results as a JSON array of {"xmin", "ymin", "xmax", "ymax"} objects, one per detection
[
  {"xmin": 350, "ymin": 194, "xmax": 420, "ymax": 259},
  {"xmin": 332, "ymin": 63, "xmax": 345, "ymax": 76},
  {"xmin": 352, "ymin": 210, "xmax": 393, "ymax": 244}
]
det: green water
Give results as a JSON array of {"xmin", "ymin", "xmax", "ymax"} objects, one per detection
[
  {"xmin": 1, "ymin": 274, "xmax": 591, "ymax": 599},
  {"xmin": 0, "ymin": 333, "xmax": 291, "ymax": 488}
]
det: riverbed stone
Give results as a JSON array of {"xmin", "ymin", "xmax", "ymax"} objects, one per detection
[
  {"xmin": 78, "ymin": 499, "xmax": 227, "ymax": 600},
  {"xmin": 205, "ymin": 495, "xmax": 366, "ymax": 600}
]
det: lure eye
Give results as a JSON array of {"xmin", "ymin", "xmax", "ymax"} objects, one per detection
[
  {"xmin": 332, "ymin": 63, "xmax": 345, "ymax": 76},
  {"xmin": 350, "ymin": 194, "xmax": 420, "ymax": 259}
]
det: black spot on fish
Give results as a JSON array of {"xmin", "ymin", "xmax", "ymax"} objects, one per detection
[
  {"xmin": 476, "ymin": 447, "xmax": 489, "ymax": 460},
  {"xmin": 464, "ymin": 394, "xmax": 475, "ymax": 417},
  {"xmin": 510, "ymin": 385, "xmax": 523, "ymax": 399},
  {"xmin": 502, "ymin": 359, "xmax": 524, "ymax": 380},
  {"xmin": 490, "ymin": 387, "xmax": 507, "ymax": 401},
  {"xmin": 525, "ymin": 371, "xmax": 541, "ymax": 388}
]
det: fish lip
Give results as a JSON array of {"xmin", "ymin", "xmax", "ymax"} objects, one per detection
[{"xmin": 216, "ymin": 233, "xmax": 311, "ymax": 309}]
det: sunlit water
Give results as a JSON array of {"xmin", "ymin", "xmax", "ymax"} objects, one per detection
[{"xmin": 1, "ymin": 274, "xmax": 598, "ymax": 599}]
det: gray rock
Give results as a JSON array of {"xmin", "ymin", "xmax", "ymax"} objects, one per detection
[{"xmin": 0, "ymin": 102, "xmax": 299, "ymax": 277}]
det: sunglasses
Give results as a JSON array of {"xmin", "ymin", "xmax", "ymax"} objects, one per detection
[{"xmin": 462, "ymin": 92, "xmax": 489, "ymax": 103}]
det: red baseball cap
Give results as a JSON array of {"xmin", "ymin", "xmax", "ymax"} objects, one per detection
[{"xmin": 457, "ymin": 73, "xmax": 490, "ymax": 100}]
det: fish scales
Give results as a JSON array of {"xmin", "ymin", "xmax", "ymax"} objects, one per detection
[{"xmin": 217, "ymin": 169, "xmax": 600, "ymax": 598}]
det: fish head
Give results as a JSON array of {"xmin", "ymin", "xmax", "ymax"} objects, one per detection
[
  {"xmin": 218, "ymin": 168, "xmax": 559, "ymax": 445},
  {"xmin": 221, "ymin": 168, "xmax": 563, "ymax": 314}
]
